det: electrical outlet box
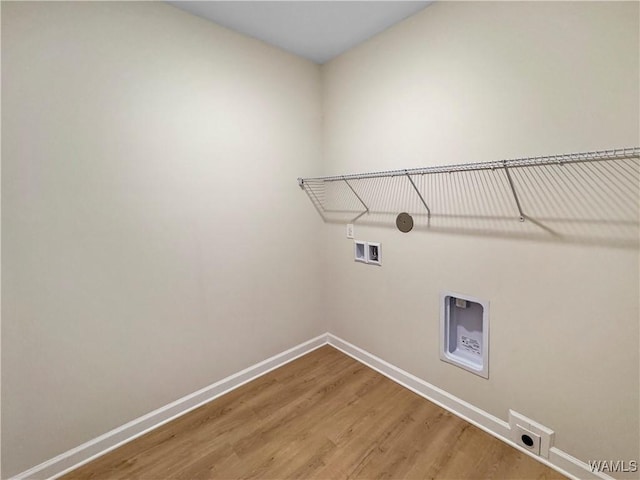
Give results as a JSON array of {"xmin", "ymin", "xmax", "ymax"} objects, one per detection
[
  {"xmin": 508, "ymin": 410, "xmax": 554, "ymax": 458},
  {"xmin": 346, "ymin": 224, "xmax": 354, "ymax": 239}
]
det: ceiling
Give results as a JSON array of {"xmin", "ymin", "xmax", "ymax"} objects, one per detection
[{"xmin": 167, "ymin": 1, "xmax": 432, "ymax": 64}]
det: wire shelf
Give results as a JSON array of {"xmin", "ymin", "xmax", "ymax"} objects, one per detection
[{"xmin": 298, "ymin": 147, "xmax": 640, "ymax": 247}]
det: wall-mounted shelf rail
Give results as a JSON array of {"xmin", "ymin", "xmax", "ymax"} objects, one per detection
[{"xmin": 298, "ymin": 147, "xmax": 640, "ymax": 247}]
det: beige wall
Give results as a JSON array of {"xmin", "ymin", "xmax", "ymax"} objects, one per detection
[
  {"xmin": 3, "ymin": 0, "xmax": 639, "ymax": 477},
  {"xmin": 322, "ymin": 0, "xmax": 639, "ymax": 473},
  {"xmin": 1, "ymin": 2, "xmax": 323, "ymax": 476}
]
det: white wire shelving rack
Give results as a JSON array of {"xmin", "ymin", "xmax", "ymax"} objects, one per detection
[{"xmin": 297, "ymin": 147, "xmax": 640, "ymax": 245}]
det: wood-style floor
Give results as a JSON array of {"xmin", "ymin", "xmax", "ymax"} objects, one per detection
[{"xmin": 63, "ymin": 346, "xmax": 564, "ymax": 479}]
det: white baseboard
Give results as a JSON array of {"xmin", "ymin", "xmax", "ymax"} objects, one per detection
[
  {"xmin": 12, "ymin": 332, "xmax": 613, "ymax": 480},
  {"xmin": 11, "ymin": 333, "xmax": 329, "ymax": 480},
  {"xmin": 326, "ymin": 333, "xmax": 614, "ymax": 480}
]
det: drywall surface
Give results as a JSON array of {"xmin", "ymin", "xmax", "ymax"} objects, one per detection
[
  {"xmin": 1, "ymin": 2, "xmax": 323, "ymax": 476},
  {"xmin": 322, "ymin": 1, "xmax": 639, "ymax": 475}
]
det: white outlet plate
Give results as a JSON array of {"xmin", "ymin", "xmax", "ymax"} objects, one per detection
[
  {"xmin": 346, "ymin": 224, "xmax": 354, "ymax": 239},
  {"xmin": 508, "ymin": 410, "xmax": 554, "ymax": 458}
]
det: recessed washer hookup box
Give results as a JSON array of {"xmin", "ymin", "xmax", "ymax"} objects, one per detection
[{"xmin": 440, "ymin": 291, "xmax": 489, "ymax": 378}]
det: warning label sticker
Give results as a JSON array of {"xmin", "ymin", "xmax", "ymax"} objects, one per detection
[{"xmin": 460, "ymin": 335, "xmax": 481, "ymax": 355}]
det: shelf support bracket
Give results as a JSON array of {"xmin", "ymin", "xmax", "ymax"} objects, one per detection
[
  {"xmin": 343, "ymin": 177, "xmax": 369, "ymax": 214},
  {"xmin": 502, "ymin": 162, "xmax": 525, "ymax": 222},
  {"xmin": 405, "ymin": 171, "xmax": 431, "ymax": 219}
]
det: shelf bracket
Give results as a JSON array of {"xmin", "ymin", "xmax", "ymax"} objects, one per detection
[
  {"xmin": 502, "ymin": 162, "xmax": 525, "ymax": 222},
  {"xmin": 343, "ymin": 177, "xmax": 369, "ymax": 214},
  {"xmin": 405, "ymin": 171, "xmax": 431, "ymax": 218}
]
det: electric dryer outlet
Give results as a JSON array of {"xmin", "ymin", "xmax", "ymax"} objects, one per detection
[{"xmin": 508, "ymin": 410, "xmax": 555, "ymax": 458}]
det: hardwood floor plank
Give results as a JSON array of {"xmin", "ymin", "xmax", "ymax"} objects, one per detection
[{"xmin": 62, "ymin": 346, "xmax": 565, "ymax": 480}]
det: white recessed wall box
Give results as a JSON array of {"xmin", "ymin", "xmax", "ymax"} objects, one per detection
[
  {"xmin": 440, "ymin": 291, "xmax": 489, "ymax": 378},
  {"xmin": 354, "ymin": 241, "xmax": 381, "ymax": 265},
  {"xmin": 366, "ymin": 242, "xmax": 381, "ymax": 266},
  {"xmin": 354, "ymin": 240, "xmax": 367, "ymax": 263}
]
